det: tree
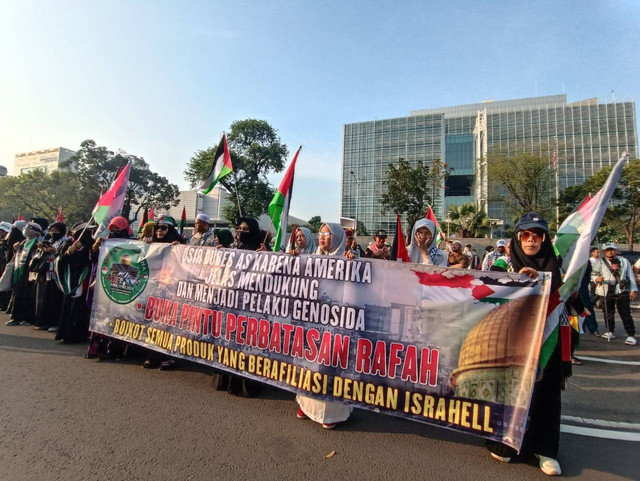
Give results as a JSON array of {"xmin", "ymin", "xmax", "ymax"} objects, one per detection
[
  {"xmin": 61, "ymin": 140, "xmax": 180, "ymax": 224},
  {"xmin": 308, "ymin": 216, "xmax": 322, "ymax": 233},
  {"xmin": 356, "ymin": 220, "xmax": 369, "ymax": 236},
  {"xmin": 185, "ymin": 119, "xmax": 288, "ymax": 222},
  {"xmin": 487, "ymin": 150, "xmax": 555, "ymax": 224},
  {"xmin": 0, "ymin": 169, "xmax": 95, "ymax": 224},
  {"xmin": 559, "ymin": 160, "xmax": 640, "ymax": 251},
  {"xmin": 381, "ymin": 158, "xmax": 451, "ymax": 236},
  {"xmin": 447, "ymin": 202, "xmax": 489, "ymax": 238}
]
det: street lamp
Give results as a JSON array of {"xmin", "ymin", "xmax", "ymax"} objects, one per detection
[{"xmin": 350, "ymin": 170, "xmax": 360, "ymax": 235}]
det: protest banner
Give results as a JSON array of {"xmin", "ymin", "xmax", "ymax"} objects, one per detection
[{"xmin": 90, "ymin": 240, "xmax": 551, "ymax": 451}]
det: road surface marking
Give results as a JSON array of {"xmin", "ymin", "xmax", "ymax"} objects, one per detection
[
  {"xmin": 574, "ymin": 355, "xmax": 640, "ymax": 366},
  {"xmin": 560, "ymin": 424, "xmax": 640, "ymax": 441},
  {"xmin": 562, "ymin": 415, "xmax": 640, "ymax": 430}
]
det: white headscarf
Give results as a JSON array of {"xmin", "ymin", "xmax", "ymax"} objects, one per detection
[
  {"xmin": 287, "ymin": 226, "xmax": 317, "ymax": 254},
  {"xmin": 407, "ymin": 218, "xmax": 447, "ymax": 265},
  {"xmin": 316, "ymin": 223, "xmax": 346, "ymax": 256},
  {"xmin": 22, "ymin": 221, "xmax": 43, "ymax": 239}
]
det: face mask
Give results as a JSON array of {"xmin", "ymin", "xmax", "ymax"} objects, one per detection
[
  {"xmin": 50, "ymin": 232, "xmax": 64, "ymax": 241},
  {"xmin": 238, "ymin": 231, "xmax": 253, "ymax": 244}
]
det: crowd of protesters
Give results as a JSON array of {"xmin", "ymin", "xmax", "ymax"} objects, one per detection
[{"xmin": 1, "ymin": 209, "xmax": 638, "ymax": 477}]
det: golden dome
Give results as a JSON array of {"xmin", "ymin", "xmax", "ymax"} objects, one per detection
[{"xmin": 450, "ymin": 295, "xmax": 543, "ymax": 385}]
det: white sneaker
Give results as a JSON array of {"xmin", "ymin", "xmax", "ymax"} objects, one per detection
[
  {"xmin": 602, "ymin": 332, "xmax": 616, "ymax": 340},
  {"xmin": 490, "ymin": 452, "xmax": 511, "ymax": 463},
  {"xmin": 535, "ymin": 454, "xmax": 561, "ymax": 476},
  {"xmin": 625, "ymin": 336, "xmax": 637, "ymax": 346}
]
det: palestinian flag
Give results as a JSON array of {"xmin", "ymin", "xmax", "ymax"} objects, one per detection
[
  {"xmin": 92, "ymin": 162, "xmax": 131, "ymax": 239},
  {"xmin": 179, "ymin": 206, "xmax": 187, "ymax": 236},
  {"xmin": 56, "ymin": 207, "xmax": 64, "ymax": 222},
  {"xmin": 18, "ymin": 214, "xmax": 24, "ymax": 221},
  {"xmin": 148, "ymin": 207, "xmax": 155, "ymax": 221},
  {"xmin": 425, "ymin": 206, "xmax": 443, "ymax": 246},
  {"xmin": 268, "ymin": 146, "xmax": 301, "ymax": 252},
  {"xmin": 199, "ymin": 133, "xmax": 233, "ymax": 195},
  {"xmin": 539, "ymin": 152, "xmax": 628, "ymax": 367},
  {"xmin": 137, "ymin": 206, "xmax": 149, "ymax": 235},
  {"xmin": 390, "ymin": 215, "xmax": 410, "ymax": 262}
]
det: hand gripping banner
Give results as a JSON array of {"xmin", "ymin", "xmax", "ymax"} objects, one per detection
[{"xmin": 90, "ymin": 240, "xmax": 551, "ymax": 451}]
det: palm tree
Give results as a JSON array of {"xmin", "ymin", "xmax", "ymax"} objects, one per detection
[{"xmin": 447, "ymin": 203, "xmax": 489, "ymax": 238}]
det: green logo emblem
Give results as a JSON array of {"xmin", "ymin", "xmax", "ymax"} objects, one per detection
[{"xmin": 100, "ymin": 244, "xmax": 149, "ymax": 304}]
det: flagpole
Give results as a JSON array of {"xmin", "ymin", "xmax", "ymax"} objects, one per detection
[{"xmin": 233, "ymin": 173, "xmax": 243, "ymax": 218}]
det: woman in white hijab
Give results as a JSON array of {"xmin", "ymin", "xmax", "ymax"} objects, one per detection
[
  {"xmin": 287, "ymin": 226, "xmax": 317, "ymax": 255},
  {"xmin": 407, "ymin": 218, "xmax": 447, "ymax": 266},
  {"xmin": 296, "ymin": 222, "xmax": 352, "ymax": 429}
]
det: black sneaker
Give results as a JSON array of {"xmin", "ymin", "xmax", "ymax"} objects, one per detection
[{"xmin": 5, "ymin": 320, "xmax": 20, "ymax": 326}]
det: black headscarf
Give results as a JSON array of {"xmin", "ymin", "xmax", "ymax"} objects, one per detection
[
  {"xmin": 31, "ymin": 217, "xmax": 49, "ymax": 232},
  {"xmin": 214, "ymin": 228, "xmax": 234, "ymax": 248},
  {"xmin": 510, "ymin": 214, "xmax": 562, "ymax": 293},
  {"xmin": 152, "ymin": 224, "xmax": 184, "ymax": 244},
  {"xmin": 5, "ymin": 227, "xmax": 25, "ymax": 263},
  {"xmin": 71, "ymin": 222, "xmax": 97, "ymax": 249},
  {"xmin": 234, "ymin": 217, "xmax": 261, "ymax": 251},
  {"xmin": 48, "ymin": 222, "xmax": 68, "ymax": 242}
]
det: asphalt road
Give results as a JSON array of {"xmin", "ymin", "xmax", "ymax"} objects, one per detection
[{"xmin": 1, "ymin": 311, "xmax": 639, "ymax": 481}]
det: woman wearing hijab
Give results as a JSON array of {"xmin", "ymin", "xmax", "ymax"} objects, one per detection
[
  {"xmin": 407, "ymin": 219, "xmax": 447, "ymax": 266},
  {"xmin": 295, "ymin": 222, "xmax": 353, "ymax": 429},
  {"xmin": 6, "ymin": 221, "xmax": 43, "ymax": 326},
  {"xmin": 211, "ymin": 217, "xmax": 264, "ymax": 397},
  {"xmin": 0, "ymin": 222, "xmax": 14, "ymax": 310},
  {"xmin": 2, "ymin": 221, "xmax": 26, "ymax": 316},
  {"xmin": 139, "ymin": 221, "xmax": 155, "ymax": 242},
  {"xmin": 32, "ymin": 222, "xmax": 69, "ymax": 331},
  {"xmin": 287, "ymin": 226, "xmax": 317, "ymax": 255},
  {"xmin": 213, "ymin": 228, "xmax": 234, "ymax": 248},
  {"xmin": 486, "ymin": 212, "xmax": 567, "ymax": 476},
  {"xmin": 150, "ymin": 215, "xmax": 185, "ymax": 245},
  {"xmin": 54, "ymin": 222, "xmax": 95, "ymax": 342}
]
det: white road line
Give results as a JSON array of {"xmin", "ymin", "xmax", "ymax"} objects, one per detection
[
  {"xmin": 561, "ymin": 415, "xmax": 640, "ymax": 430},
  {"xmin": 574, "ymin": 355, "xmax": 640, "ymax": 366},
  {"xmin": 560, "ymin": 424, "xmax": 640, "ymax": 441}
]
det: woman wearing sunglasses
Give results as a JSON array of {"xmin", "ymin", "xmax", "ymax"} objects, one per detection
[{"xmin": 487, "ymin": 212, "xmax": 568, "ymax": 476}]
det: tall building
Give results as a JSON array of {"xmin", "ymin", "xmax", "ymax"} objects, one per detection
[
  {"xmin": 13, "ymin": 147, "xmax": 76, "ymax": 175},
  {"xmin": 341, "ymin": 94, "xmax": 638, "ymax": 232}
]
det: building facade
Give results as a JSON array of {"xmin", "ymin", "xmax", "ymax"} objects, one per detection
[
  {"xmin": 342, "ymin": 94, "xmax": 638, "ymax": 232},
  {"xmin": 13, "ymin": 147, "xmax": 76, "ymax": 175}
]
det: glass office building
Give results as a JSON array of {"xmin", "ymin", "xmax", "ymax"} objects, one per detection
[{"xmin": 341, "ymin": 94, "xmax": 638, "ymax": 232}]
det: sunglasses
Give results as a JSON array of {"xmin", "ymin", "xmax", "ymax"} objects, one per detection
[
  {"xmin": 318, "ymin": 232, "xmax": 332, "ymax": 238},
  {"xmin": 157, "ymin": 225, "xmax": 169, "ymax": 231},
  {"xmin": 517, "ymin": 231, "xmax": 545, "ymax": 242}
]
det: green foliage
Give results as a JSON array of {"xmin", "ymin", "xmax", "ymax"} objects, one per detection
[
  {"xmin": 487, "ymin": 150, "xmax": 555, "ymax": 223},
  {"xmin": 307, "ymin": 216, "xmax": 322, "ymax": 233},
  {"xmin": 447, "ymin": 202, "xmax": 489, "ymax": 238},
  {"xmin": 381, "ymin": 158, "xmax": 451, "ymax": 235},
  {"xmin": 185, "ymin": 119, "xmax": 288, "ymax": 222},
  {"xmin": 0, "ymin": 169, "xmax": 94, "ymax": 224},
  {"xmin": 61, "ymin": 140, "xmax": 180, "ymax": 223},
  {"xmin": 356, "ymin": 220, "xmax": 369, "ymax": 236},
  {"xmin": 559, "ymin": 159, "xmax": 640, "ymax": 250}
]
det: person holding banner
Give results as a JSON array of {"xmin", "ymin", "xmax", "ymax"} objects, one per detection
[
  {"xmin": 211, "ymin": 217, "xmax": 265, "ymax": 396},
  {"xmin": 150, "ymin": 216, "xmax": 185, "ymax": 245},
  {"xmin": 287, "ymin": 226, "xmax": 316, "ymax": 255},
  {"xmin": 487, "ymin": 212, "xmax": 565, "ymax": 476},
  {"xmin": 407, "ymin": 219, "xmax": 447, "ymax": 266},
  {"xmin": 189, "ymin": 214, "xmax": 215, "ymax": 246},
  {"xmin": 296, "ymin": 222, "xmax": 353, "ymax": 429}
]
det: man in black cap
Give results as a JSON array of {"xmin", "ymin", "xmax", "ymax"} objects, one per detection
[{"xmin": 365, "ymin": 229, "xmax": 390, "ymax": 260}]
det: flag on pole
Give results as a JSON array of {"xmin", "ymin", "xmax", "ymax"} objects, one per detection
[
  {"xmin": 539, "ymin": 152, "xmax": 628, "ymax": 368},
  {"xmin": 425, "ymin": 206, "xmax": 443, "ymax": 246},
  {"xmin": 56, "ymin": 207, "xmax": 64, "ymax": 222},
  {"xmin": 390, "ymin": 215, "xmax": 410, "ymax": 262},
  {"xmin": 179, "ymin": 206, "xmax": 187, "ymax": 236},
  {"xmin": 91, "ymin": 162, "xmax": 132, "ymax": 239},
  {"xmin": 18, "ymin": 214, "xmax": 24, "ymax": 221},
  {"xmin": 199, "ymin": 133, "xmax": 233, "ymax": 195},
  {"xmin": 136, "ymin": 206, "xmax": 149, "ymax": 235},
  {"xmin": 268, "ymin": 146, "xmax": 301, "ymax": 252},
  {"xmin": 148, "ymin": 207, "xmax": 155, "ymax": 221}
]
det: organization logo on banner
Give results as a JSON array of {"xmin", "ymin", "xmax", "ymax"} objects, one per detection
[{"xmin": 100, "ymin": 244, "xmax": 149, "ymax": 304}]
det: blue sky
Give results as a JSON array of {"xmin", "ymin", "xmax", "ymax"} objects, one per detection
[{"xmin": 1, "ymin": 0, "xmax": 639, "ymax": 222}]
